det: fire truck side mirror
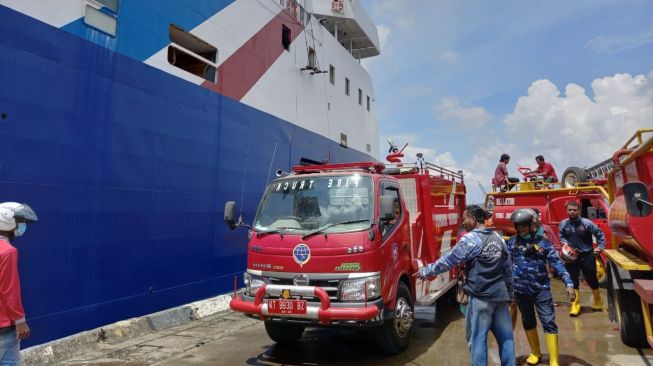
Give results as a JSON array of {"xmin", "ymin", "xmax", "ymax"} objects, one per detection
[
  {"xmin": 623, "ymin": 181, "xmax": 652, "ymax": 217},
  {"xmin": 224, "ymin": 201, "xmax": 238, "ymax": 230},
  {"xmin": 379, "ymin": 195, "xmax": 396, "ymax": 222}
]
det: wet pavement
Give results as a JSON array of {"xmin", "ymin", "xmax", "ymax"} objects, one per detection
[{"xmin": 56, "ymin": 281, "xmax": 653, "ymax": 366}]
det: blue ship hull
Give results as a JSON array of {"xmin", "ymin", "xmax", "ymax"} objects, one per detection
[{"xmin": 0, "ymin": 5, "xmax": 372, "ymax": 347}]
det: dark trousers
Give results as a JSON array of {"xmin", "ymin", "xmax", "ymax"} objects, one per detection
[
  {"xmin": 565, "ymin": 251, "xmax": 598, "ymax": 289},
  {"xmin": 516, "ymin": 290, "xmax": 558, "ymax": 334}
]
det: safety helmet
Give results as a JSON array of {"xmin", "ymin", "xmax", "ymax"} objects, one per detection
[
  {"xmin": 560, "ymin": 243, "xmax": 579, "ymax": 263},
  {"xmin": 510, "ymin": 208, "xmax": 537, "ymax": 226},
  {"xmin": 0, "ymin": 202, "xmax": 38, "ymax": 231}
]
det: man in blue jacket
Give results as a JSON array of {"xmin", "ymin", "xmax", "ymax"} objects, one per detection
[
  {"xmin": 559, "ymin": 201, "xmax": 606, "ymax": 316},
  {"xmin": 508, "ymin": 209, "xmax": 575, "ymax": 366},
  {"xmin": 419, "ymin": 205, "xmax": 514, "ymax": 366}
]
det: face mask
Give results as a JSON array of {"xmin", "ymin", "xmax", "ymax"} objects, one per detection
[
  {"xmin": 519, "ymin": 233, "xmax": 531, "ymax": 240},
  {"xmin": 536, "ymin": 226, "xmax": 544, "ymax": 237},
  {"xmin": 14, "ymin": 223, "xmax": 26, "ymax": 237}
]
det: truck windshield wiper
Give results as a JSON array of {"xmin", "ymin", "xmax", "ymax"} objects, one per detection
[
  {"xmin": 256, "ymin": 227, "xmax": 293, "ymax": 237},
  {"xmin": 302, "ymin": 219, "xmax": 370, "ymax": 239}
]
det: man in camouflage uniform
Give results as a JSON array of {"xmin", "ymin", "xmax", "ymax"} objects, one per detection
[{"xmin": 507, "ymin": 209, "xmax": 575, "ymax": 366}]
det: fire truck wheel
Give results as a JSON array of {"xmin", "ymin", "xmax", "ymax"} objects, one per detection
[
  {"xmin": 376, "ymin": 282, "xmax": 414, "ymax": 355},
  {"xmin": 264, "ymin": 321, "xmax": 305, "ymax": 344},
  {"xmin": 561, "ymin": 167, "xmax": 587, "ymax": 188},
  {"xmin": 612, "ymin": 288, "xmax": 648, "ymax": 348}
]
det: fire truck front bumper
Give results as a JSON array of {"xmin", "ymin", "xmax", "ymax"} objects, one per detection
[{"xmin": 230, "ymin": 284, "xmax": 383, "ymax": 325}]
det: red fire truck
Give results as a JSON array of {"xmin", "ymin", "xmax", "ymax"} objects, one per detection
[
  {"xmin": 225, "ymin": 159, "xmax": 465, "ymax": 354},
  {"xmin": 485, "ymin": 175, "xmax": 611, "ymax": 285},
  {"xmin": 603, "ymin": 129, "xmax": 653, "ymax": 348}
]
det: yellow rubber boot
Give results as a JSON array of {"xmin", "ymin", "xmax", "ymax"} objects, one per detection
[
  {"xmin": 524, "ymin": 328, "xmax": 541, "ymax": 365},
  {"xmin": 545, "ymin": 333, "xmax": 560, "ymax": 366},
  {"xmin": 569, "ymin": 289, "xmax": 581, "ymax": 317},
  {"xmin": 592, "ymin": 288, "xmax": 603, "ymax": 311}
]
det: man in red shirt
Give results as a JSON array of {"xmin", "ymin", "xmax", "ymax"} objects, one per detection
[
  {"xmin": 0, "ymin": 202, "xmax": 38, "ymax": 364},
  {"xmin": 525, "ymin": 155, "xmax": 558, "ymax": 183}
]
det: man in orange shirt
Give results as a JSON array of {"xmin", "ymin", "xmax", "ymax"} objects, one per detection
[{"xmin": 0, "ymin": 202, "xmax": 38, "ymax": 364}]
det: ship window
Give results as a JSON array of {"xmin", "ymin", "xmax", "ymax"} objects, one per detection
[
  {"xmin": 95, "ymin": 0, "xmax": 119, "ymax": 12},
  {"xmin": 329, "ymin": 65, "xmax": 335, "ymax": 85},
  {"xmin": 83, "ymin": 5, "xmax": 118, "ymax": 37},
  {"xmin": 168, "ymin": 24, "xmax": 218, "ymax": 83},
  {"xmin": 367, "ymin": 96, "xmax": 371, "ymax": 111},
  {"xmin": 345, "ymin": 78, "xmax": 350, "ymax": 96},
  {"xmin": 358, "ymin": 89, "xmax": 362, "ymax": 105},
  {"xmin": 282, "ymin": 25, "xmax": 291, "ymax": 51},
  {"xmin": 340, "ymin": 133, "xmax": 348, "ymax": 148}
]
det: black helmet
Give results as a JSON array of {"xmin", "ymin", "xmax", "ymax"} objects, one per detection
[
  {"xmin": 510, "ymin": 208, "xmax": 537, "ymax": 226},
  {"xmin": 500, "ymin": 153, "xmax": 510, "ymax": 161}
]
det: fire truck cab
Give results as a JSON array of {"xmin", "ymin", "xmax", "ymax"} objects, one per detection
[{"xmin": 226, "ymin": 160, "xmax": 465, "ymax": 354}]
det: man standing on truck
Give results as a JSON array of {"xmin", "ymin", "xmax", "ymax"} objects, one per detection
[
  {"xmin": 524, "ymin": 155, "xmax": 558, "ymax": 183},
  {"xmin": 508, "ymin": 209, "xmax": 575, "ymax": 366},
  {"xmin": 0, "ymin": 202, "xmax": 38, "ymax": 365},
  {"xmin": 559, "ymin": 201, "xmax": 606, "ymax": 316},
  {"xmin": 418, "ymin": 205, "xmax": 515, "ymax": 366},
  {"xmin": 493, "ymin": 154, "xmax": 520, "ymax": 192}
]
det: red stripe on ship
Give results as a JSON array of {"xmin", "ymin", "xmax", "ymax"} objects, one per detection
[{"xmin": 202, "ymin": 10, "xmax": 304, "ymax": 100}]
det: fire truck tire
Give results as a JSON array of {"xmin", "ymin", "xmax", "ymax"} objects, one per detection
[
  {"xmin": 376, "ymin": 282, "xmax": 413, "ymax": 355},
  {"xmin": 612, "ymin": 288, "xmax": 648, "ymax": 348},
  {"xmin": 264, "ymin": 321, "xmax": 305, "ymax": 344},
  {"xmin": 561, "ymin": 167, "xmax": 588, "ymax": 188}
]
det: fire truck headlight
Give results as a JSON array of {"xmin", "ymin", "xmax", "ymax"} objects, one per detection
[
  {"xmin": 243, "ymin": 272, "xmax": 267, "ymax": 296},
  {"xmin": 340, "ymin": 275, "xmax": 381, "ymax": 301}
]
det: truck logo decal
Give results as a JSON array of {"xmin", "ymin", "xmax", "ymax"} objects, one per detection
[
  {"xmin": 281, "ymin": 289, "xmax": 291, "ymax": 299},
  {"xmin": 293, "ymin": 243, "xmax": 311, "ymax": 267},
  {"xmin": 335, "ymin": 262, "xmax": 361, "ymax": 271}
]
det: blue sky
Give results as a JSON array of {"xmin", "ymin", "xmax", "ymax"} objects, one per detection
[{"xmin": 361, "ymin": 0, "xmax": 653, "ymax": 202}]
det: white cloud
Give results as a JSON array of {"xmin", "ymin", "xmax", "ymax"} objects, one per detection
[
  {"xmin": 439, "ymin": 49, "xmax": 459, "ymax": 65},
  {"xmin": 503, "ymin": 71, "xmax": 653, "ymax": 171},
  {"xmin": 585, "ymin": 23, "xmax": 653, "ymax": 55},
  {"xmin": 370, "ymin": 0, "xmax": 418, "ymax": 31},
  {"xmin": 436, "ymin": 97, "xmax": 492, "ymax": 128}
]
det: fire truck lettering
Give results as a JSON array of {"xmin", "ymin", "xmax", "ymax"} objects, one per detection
[
  {"xmin": 328, "ymin": 179, "xmax": 333, "ymax": 188},
  {"xmin": 337, "ymin": 178, "xmax": 342, "ymax": 187},
  {"xmin": 496, "ymin": 198, "xmax": 515, "ymax": 206},
  {"xmin": 300, "ymin": 180, "xmax": 305, "ymax": 189}
]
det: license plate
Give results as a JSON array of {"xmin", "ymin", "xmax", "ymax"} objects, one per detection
[{"xmin": 267, "ymin": 299, "xmax": 307, "ymax": 315}]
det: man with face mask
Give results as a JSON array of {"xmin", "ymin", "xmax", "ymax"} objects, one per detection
[
  {"xmin": 0, "ymin": 202, "xmax": 38, "ymax": 365},
  {"xmin": 418, "ymin": 205, "xmax": 515, "ymax": 366},
  {"xmin": 507, "ymin": 209, "xmax": 574, "ymax": 366}
]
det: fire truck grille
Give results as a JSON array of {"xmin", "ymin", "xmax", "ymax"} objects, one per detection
[{"xmin": 267, "ymin": 277, "xmax": 341, "ymax": 301}]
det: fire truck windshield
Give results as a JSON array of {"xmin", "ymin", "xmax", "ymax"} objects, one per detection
[{"xmin": 253, "ymin": 175, "xmax": 374, "ymax": 234}]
